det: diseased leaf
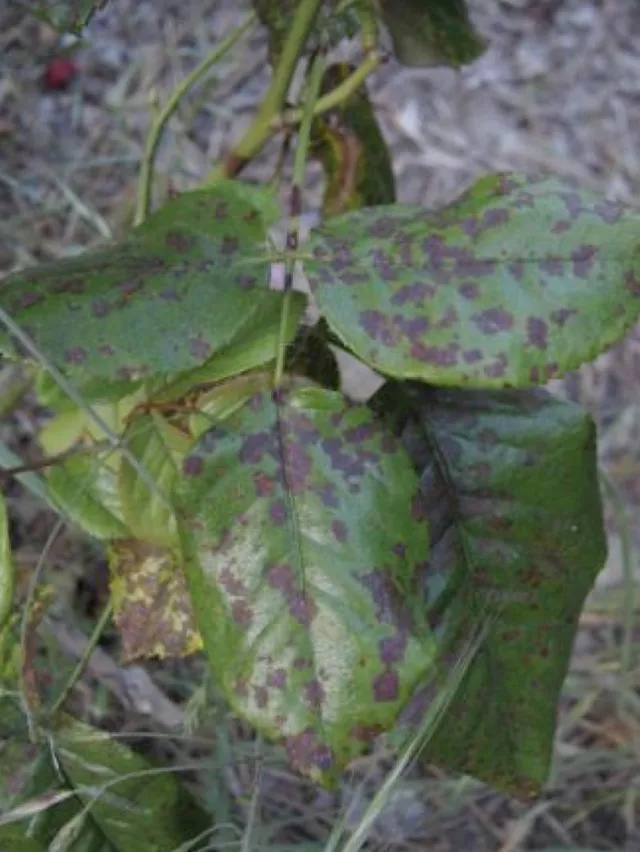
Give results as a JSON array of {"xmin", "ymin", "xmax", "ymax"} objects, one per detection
[
  {"xmin": 153, "ymin": 291, "xmax": 306, "ymax": 404},
  {"xmin": 118, "ymin": 412, "xmax": 185, "ymax": 547},
  {"xmin": 109, "ymin": 540, "xmax": 201, "ymax": 662},
  {"xmin": 379, "ymin": 0, "xmax": 485, "ymax": 68},
  {"xmin": 372, "ymin": 382, "xmax": 606, "ymax": 798},
  {"xmin": 0, "ymin": 182, "xmax": 290, "ymax": 384},
  {"xmin": 177, "ymin": 384, "xmax": 436, "ymax": 784},
  {"xmin": 47, "ymin": 454, "xmax": 130, "ymax": 540},
  {"xmin": 306, "ymin": 173, "xmax": 640, "ymax": 388},
  {"xmin": 312, "ymin": 63, "xmax": 396, "ymax": 216}
]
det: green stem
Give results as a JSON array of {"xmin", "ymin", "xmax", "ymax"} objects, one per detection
[
  {"xmin": 206, "ymin": 0, "xmax": 324, "ymax": 184},
  {"xmin": 274, "ymin": 50, "xmax": 327, "ymax": 388},
  {"xmin": 134, "ymin": 12, "xmax": 257, "ymax": 226},
  {"xmin": 49, "ymin": 600, "xmax": 114, "ymax": 717}
]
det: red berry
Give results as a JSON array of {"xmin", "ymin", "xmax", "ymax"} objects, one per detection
[{"xmin": 43, "ymin": 58, "xmax": 78, "ymax": 91}]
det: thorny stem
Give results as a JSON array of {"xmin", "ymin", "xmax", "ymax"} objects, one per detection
[
  {"xmin": 134, "ymin": 12, "xmax": 257, "ymax": 226},
  {"xmin": 49, "ymin": 600, "xmax": 114, "ymax": 717},
  {"xmin": 273, "ymin": 49, "xmax": 327, "ymax": 388}
]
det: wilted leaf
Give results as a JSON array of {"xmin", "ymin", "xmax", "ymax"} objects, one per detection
[
  {"xmin": 109, "ymin": 540, "xmax": 201, "ymax": 662},
  {"xmin": 47, "ymin": 453, "xmax": 130, "ymax": 540},
  {"xmin": 306, "ymin": 173, "xmax": 640, "ymax": 388},
  {"xmin": 379, "ymin": 0, "xmax": 485, "ymax": 68},
  {"xmin": 0, "ymin": 182, "xmax": 292, "ymax": 384},
  {"xmin": 312, "ymin": 63, "xmax": 396, "ymax": 216},
  {"xmin": 177, "ymin": 384, "xmax": 435, "ymax": 783},
  {"xmin": 372, "ymin": 382, "xmax": 606, "ymax": 797}
]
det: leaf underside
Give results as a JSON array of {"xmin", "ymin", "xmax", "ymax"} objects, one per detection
[
  {"xmin": 374, "ymin": 382, "xmax": 606, "ymax": 798},
  {"xmin": 306, "ymin": 173, "xmax": 640, "ymax": 388},
  {"xmin": 0, "ymin": 182, "xmax": 304, "ymax": 384},
  {"xmin": 379, "ymin": 0, "xmax": 485, "ymax": 68},
  {"xmin": 177, "ymin": 383, "xmax": 435, "ymax": 784}
]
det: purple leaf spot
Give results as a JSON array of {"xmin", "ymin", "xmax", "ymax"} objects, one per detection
[
  {"xmin": 572, "ymin": 244, "xmax": 597, "ymax": 278},
  {"xmin": 380, "ymin": 632, "xmax": 407, "ymax": 665},
  {"xmin": 373, "ymin": 669, "xmax": 399, "ymax": 702},
  {"xmin": 551, "ymin": 308, "xmax": 577, "ymax": 327},
  {"xmin": 459, "ymin": 282, "xmax": 480, "ymax": 300},
  {"xmin": 164, "ymin": 230, "xmax": 194, "ymax": 253},
  {"xmin": 472, "ymin": 308, "xmax": 514, "ymax": 335},
  {"xmin": 527, "ymin": 317, "xmax": 549, "ymax": 350},
  {"xmin": 188, "ymin": 335, "xmax": 212, "ymax": 361},
  {"xmin": 332, "ymin": 520, "xmax": 348, "ymax": 543},
  {"xmin": 232, "ymin": 601, "xmax": 253, "ymax": 626},
  {"xmin": 304, "ymin": 679, "xmax": 325, "ymax": 709},
  {"xmin": 463, "ymin": 348, "xmax": 483, "ymax": 364},
  {"xmin": 66, "ymin": 347, "xmax": 88, "ymax": 364},
  {"xmin": 267, "ymin": 668, "xmax": 287, "ymax": 689},
  {"xmin": 267, "ymin": 563, "xmax": 294, "ymax": 591},
  {"xmin": 270, "ymin": 500, "xmax": 287, "ymax": 526},
  {"xmin": 240, "ymin": 433, "xmax": 270, "ymax": 465},
  {"xmin": 183, "ymin": 456, "xmax": 204, "ymax": 477},
  {"xmin": 290, "ymin": 593, "xmax": 317, "ymax": 626}
]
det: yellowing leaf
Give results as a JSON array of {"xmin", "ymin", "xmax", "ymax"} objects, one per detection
[{"xmin": 109, "ymin": 539, "xmax": 202, "ymax": 662}]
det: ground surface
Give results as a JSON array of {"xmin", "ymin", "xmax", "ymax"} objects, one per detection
[{"xmin": 1, "ymin": 1, "xmax": 640, "ymax": 849}]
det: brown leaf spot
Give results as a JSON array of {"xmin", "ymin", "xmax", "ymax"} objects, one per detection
[
  {"xmin": 98, "ymin": 344, "xmax": 115, "ymax": 357},
  {"xmin": 267, "ymin": 668, "xmax": 287, "ymax": 689},
  {"xmin": 373, "ymin": 669, "xmax": 399, "ymax": 702},
  {"xmin": 552, "ymin": 220, "xmax": 571, "ymax": 234},
  {"xmin": 254, "ymin": 472, "xmax": 274, "ymax": 497},
  {"xmin": 527, "ymin": 317, "xmax": 548, "ymax": 350},
  {"xmin": 285, "ymin": 731, "xmax": 334, "ymax": 772},
  {"xmin": 626, "ymin": 270, "xmax": 640, "ymax": 297},
  {"xmin": 18, "ymin": 292, "xmax": 43, "ymax": 310},
  {"xmin": 254, "ymin": 685, "xmax": 268, "ymax": 708},
  {"xmin": 221, "ymin": 234, "xmax": 239, "ymax": 255}
]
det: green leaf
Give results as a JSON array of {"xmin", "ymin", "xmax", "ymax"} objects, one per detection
[
  {"xmin": 47, "ymin": 454, "xmax": 130, "ymax": 540},
  {"xmin": 253, "ymin": 0, "xmax": 360, "ymax": 66},
  {"xmin": 108, "ymin": 539, "xmax": 201, "ymax": 662},
  {"xmin": 153, "ymin": 290, "xmax": 305, "ymax": 404},
  {"xmin": 311, "ymin": 62, "xmax": 396, "ymax": 216},
  {"xmin": 54, "ymin": 718, "xmax": 209, "ymax": 850},
  {"xmin": 0, "ymin": 490, "xmax": 14, "ymax": 631},
  {"xmin": 372, "ymin": 382, "xmax": 606, "ymax": 798},
  {"xmin": 177, "ymin": 384, "xmax": 435, "ymax": 784},
  {"xmin": 118, "ymin": 412, "xmax": 185, "ymax": 546},
  {"xmin": 306, "ymin": 173, "xmax": 640, "ymax": 388},
  {"xmin": 0, "ymin": 182, "xmax": 290, "ymax": 384},
  {"xmin": 189, "ymin": 370, "xmax": 273, "ymax": 439},
  {"xmin": 379, "ymin": 0, "xmax": 485, "ymax": 68},
  {"xmin": 0, "ymin": 718, "xmax": 209, "ymax": 851}
]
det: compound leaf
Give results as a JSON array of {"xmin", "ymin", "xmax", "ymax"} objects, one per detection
[
  {"xmin": 0, "ymin": 182, "xmax": 291, "ymax": 384},
  {"xmin": 372, "ymin": 382, "xmax": 606, "ymax": 797},
  {"xmin": 307, "ymin": 173, "xmax": 640, "ymax": 388},
  {"xmin": 108, "ymin": 540, "xmax": 201, "ymax": 662},
  {"xmin": 379, "ymin": 0, "xmax": 485, "ymax": 68},
  {"xmin": 177, "ymin": 384, "xmax": 435, "ymax": 784}
]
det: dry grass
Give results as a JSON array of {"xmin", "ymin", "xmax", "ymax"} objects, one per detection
[{"xmin": 1, "ymin": 0, "xmax": 640, "ymax": 849}]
